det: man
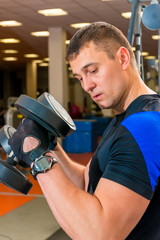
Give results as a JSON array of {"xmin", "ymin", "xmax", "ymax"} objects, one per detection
[{"xmin": 9, "ymin": 22, "xmax": 160, "ymax": 239}]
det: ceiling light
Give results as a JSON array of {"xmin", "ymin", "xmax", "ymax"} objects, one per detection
[
  {"xmin": 70, "ymin": 23, "xmax": 90, "ymax": 29},
  {"xmin": 152, "ymin": 35, "xmax": 160, "ymax": 40},
  {"xmin": 132, "ymin": 48, "xmax": 149, "ymax": 56},
  {"xmin": 0, "ymin": 20, "xmax": 22, "ymax": 27},
  {"xmin": 34, "ymin": 60, "xmax": 43, "ymax": 63},
  {"xmin": 3, "ymin": 57, "xmax": 18, "ymax": 61},
  {"xmin": 121, "ymin": 12, "xmax": 132, "ymax": 19},
  {"xmin": 39, "ymin": 62, "xmax": 49, "ymax": 67},
  {"xmin": 0, "ymin": 38, "xmax": 20, "ymax": 43},
  {"xmin": 65, "ymin": 40, "xmax": 70, "ymax": 45},
  {"xmin": 2, "ymin": 49, "xmax": 18, "ymax": 54},
  {"xmin": 141, "ymin": 52, "xmax": 149, "ymax": 56},
  {"xmin": 31, "ymin": 31, "xmax": 49, "ymax": 37},
  {"xmin": 44, "ymin": 58, "xmax": 49, "ymax": 61},
  {"xmin": 24, "ymin": 54, "xmax": 39, "ymax": 58},
  {"xmin": 121, "ymin": 11, "xmax": 143, "ymax": 19},
  {"xmin": 38, "ymin": 8, "xmax": 68, "ymax": 16},
  {"xmin": 144, "ymin": 56, "xmax": 156, "ymax": 59}
]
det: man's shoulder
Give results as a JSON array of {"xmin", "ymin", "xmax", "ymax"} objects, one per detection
[
  {"xmin": 122, "ymin": 111, "xmax": 160, "ymax": 132},
  {"xmin": 127, "ymin": 94, "xmax": 160, "ymax": 114},
  {"xmin": 121, "ymin": 111, "xmax": 160, "ymax": 150}
]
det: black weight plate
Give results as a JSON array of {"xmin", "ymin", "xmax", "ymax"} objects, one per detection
[
  {"xmin": 0, "ymin": 159, "xmax": 32, "ymax": 194},
  {"xmin": 15, "ymin": 94, "xmax": 75, "ymax": 138},
  {"xmin": 38, "ymin": 92, "xmax": 76, "ymax": 133},
  {"xmin": 0, "ymin": 125, "xmax": 16, "ymax": 155}
]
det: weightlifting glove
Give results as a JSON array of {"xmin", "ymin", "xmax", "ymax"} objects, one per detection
[
  {"xmin": 48, "ymin": 133, "xmax": 57, "ymax": 150},
  {"xmin": 8, "ymin": 118, "xmax": 50, "ymax": 168}
]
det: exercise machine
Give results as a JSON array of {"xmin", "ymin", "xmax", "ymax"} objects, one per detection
[{"xmin": 128, "ymin": 0, "xmax": 160, "ymax": 87}]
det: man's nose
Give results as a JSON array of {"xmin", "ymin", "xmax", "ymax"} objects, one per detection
[{"xmin": 82, "ymin": 77, "xmax": 96, "ymax": 93}]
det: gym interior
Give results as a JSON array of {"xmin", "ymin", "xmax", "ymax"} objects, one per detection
[{"xmin": 0, "ymin": 0, "xmax": 160, "ymax": 239}]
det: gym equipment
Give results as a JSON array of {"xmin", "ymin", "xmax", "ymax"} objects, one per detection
[
  {"xmin": 128, "ymin": 0, "xmax": 160, "ymax": 87},
  {"xmin": 4, "ymin": 97, "xmax": 23, "ymax": 129},
  {"xmin": 0, "ymin": 92, "xmax": 76, "ymax": 194},
  {"xmin": 142, "ymin": 0, "xmax": 160, "ymax": 93},
  {"xmin": 15, "ymin": 92, "xmax": 75, "ymax": 138},
  {"xmin": 142, "ymin": 2, "xmax": 160, "ymax": 30},
  {"xmin": 5, "ymin": 107, "xmax": 23, "ymax": 129},
  {"xmin": 127, "ymin": 0, "xmax": 145, "ymax": 73},
  {"xmin": 0, "ymin": 125, "xmax": 33, "ymax": 194}
]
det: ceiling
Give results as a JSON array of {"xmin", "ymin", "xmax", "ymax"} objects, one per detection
[{"xmin": 0, "ymin": 0, "xmax": 159, "ymax": 71}]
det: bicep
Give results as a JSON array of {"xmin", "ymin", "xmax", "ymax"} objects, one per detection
[{"xmin": 94, "ymin": 178, "xmax": 150, "ymax": 239}]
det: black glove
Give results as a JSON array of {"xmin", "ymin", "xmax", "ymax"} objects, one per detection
[
  {"xmin": 48, "ymin": 133, "xmax": 57, "ymax": 150},
  {"xmin": 8, "ymin": 118, "xmax": 50, "ymax": 168}
]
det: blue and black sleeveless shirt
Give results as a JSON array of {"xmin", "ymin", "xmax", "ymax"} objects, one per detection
[{"xmin": 88, "ymin": 94, "xmax": 160, "ymax": 239}]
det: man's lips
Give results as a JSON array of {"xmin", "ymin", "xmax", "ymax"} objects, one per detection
[{"xmin": 92, "ymin": 93, "xmax": 102, "ymax": 101}]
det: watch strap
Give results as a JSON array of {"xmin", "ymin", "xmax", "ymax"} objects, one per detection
[{"xmin": 31, "ymin": 155, "xmax": 57, "ymax": 180}]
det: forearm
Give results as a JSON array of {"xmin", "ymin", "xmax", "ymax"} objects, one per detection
[
  {"xmin": 38, "ymin": 164, "xmax": 149, "ymax": 240},
  {"xmin": 37, "ymin": 164, "xmax": 104, "ymax": 240},
  {"xmin": 51, "ymin": 143, "xmax": 86, "ymax": 189}
]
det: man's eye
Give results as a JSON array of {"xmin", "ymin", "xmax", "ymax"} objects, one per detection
[{"xmin": 90, "ymin": 69, "xmax": 97, "ymax": 74}]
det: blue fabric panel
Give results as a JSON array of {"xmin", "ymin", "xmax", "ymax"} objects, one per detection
[{"xmin": 121, "ymin": 111, "xmax": 160, "ymax": 191}]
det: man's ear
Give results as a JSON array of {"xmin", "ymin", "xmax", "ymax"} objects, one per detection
[{"xmin": 116, "ymin": 47, "xmax": 130, "ymax": 70}]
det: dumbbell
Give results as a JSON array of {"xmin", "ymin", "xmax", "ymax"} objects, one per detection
[{"xmin": 0, "ymin": 92, "xmax": 76, "ymax": 194}]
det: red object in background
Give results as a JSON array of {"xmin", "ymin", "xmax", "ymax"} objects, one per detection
[{"xmin": 70, "ymin": 105, "xmax": 81, "ymax": 119}]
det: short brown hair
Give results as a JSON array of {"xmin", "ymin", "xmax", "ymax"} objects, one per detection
[{"xmin": 66, "ymin": 22, "xmax": 136, "ymax": 68}]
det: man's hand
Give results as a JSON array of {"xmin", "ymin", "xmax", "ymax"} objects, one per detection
[{"xmin": 8, "ymin": 118, "xmax": 50, "ymax": 167}]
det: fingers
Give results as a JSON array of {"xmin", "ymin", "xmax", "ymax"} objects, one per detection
[{"xmin": 23, "ymin": 136, "xmax": 39, "ymax": 153}]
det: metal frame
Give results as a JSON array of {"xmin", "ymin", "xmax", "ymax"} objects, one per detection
[{"xmin": 128, "ymin": 0, "xmax": 160, "ymax": 92}]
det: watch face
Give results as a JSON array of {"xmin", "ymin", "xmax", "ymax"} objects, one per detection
[{"xmin": 34, "ymin": 156, "xmax": 50, "ymax": 172}]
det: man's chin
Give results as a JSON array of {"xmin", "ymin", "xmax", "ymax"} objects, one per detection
[
  {"xmin": 94, "ymin": 99, "xmax": 111, "ymax": 109},
  {"xmin": 99, "ymin": 102, "xmax": 113, "ymax": 110},
  {"xmin": 98, "ymin": 104, "xmax": 108, "ymax": 110}
]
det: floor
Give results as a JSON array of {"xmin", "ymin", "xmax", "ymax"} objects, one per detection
[{"xmin": 0, "ymin": 152, "xmax": 93, "ymax": 240}]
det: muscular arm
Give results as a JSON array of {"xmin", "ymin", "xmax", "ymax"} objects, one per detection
[
  {"xmin": 37, "ymin": 160, "xmax": 149, "ymax": 240},
  {"xmin": 23, "ymin": 137, "xmax": 150, "ymax": 239},
  {"xmin": 50, "ymin": 143, "xmax": 86, "ymax": 189}
]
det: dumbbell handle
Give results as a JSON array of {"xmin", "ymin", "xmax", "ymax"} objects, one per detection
[{"xmin": 6, "ymin": 150, "xmax": 19, "ymax": 166}]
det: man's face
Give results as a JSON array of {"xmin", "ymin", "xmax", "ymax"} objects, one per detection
[{"xmin": 70, "ymin": 41, "xmax": 129, "ymax": 113}]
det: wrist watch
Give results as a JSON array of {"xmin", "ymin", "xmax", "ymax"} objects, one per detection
[{"xmin": 31, "ymin": 155, "xmax": 57, "ymax": 180}]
